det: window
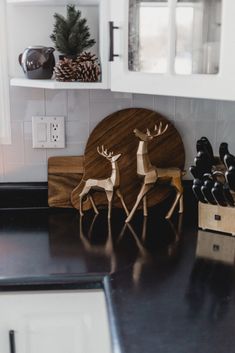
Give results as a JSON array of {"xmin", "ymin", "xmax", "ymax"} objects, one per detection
[
  {"xmin": 129, "ymin": 0, "xmax": 169, "ymax": 73},
  {"xmin": 128, "ymin": 0, "xmax": 222, "ymax": 75},
  {"xmin": 0, "ymin": 0, "xmax": 11, "ymax": 144},
  {"xmin": 175, "ymin": 0, "xmax": 221, "ymax": 75}
]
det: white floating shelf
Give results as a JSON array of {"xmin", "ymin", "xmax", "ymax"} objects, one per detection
[
  {"xmin": 7, "ymin": 0, "xmax": 100, "ymax": 5},
  {"xmin": 10, "ymin": 77, "xmax": 107, "ymax": 89}
]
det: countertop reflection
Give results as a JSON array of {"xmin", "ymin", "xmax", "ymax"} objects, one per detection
[
  {"xmin": 0, "ymin": 207, "xmax": 182, "ymax": 278},
  {"xmin": 0, "ymin": 207, "xmax": 235, "ymax": 353}
]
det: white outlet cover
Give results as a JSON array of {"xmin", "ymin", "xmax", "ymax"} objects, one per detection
[{"xmin": 32, "ymin": 116, "xmax": 65, "ymax": 148}]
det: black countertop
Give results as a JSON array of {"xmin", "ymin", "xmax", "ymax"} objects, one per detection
[{"xmin": 0, "ymin": 200, "xmax": 234, "ymax": 353}]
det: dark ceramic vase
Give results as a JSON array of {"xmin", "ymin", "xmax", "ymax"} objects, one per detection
[{"xmin": 19, "ymin": 46, "xmax": 55, "ymax": 79}]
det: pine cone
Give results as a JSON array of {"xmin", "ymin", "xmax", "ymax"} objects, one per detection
[
  {"xmin": 76, "ymin": 52, "xmax": 101, "ymax": 82},
  {"xmin": 77, "ymin": 51, "xmax": 98, "ymax": 63},
  {"xmin": 54, "ymin": 58, "xmax": 79, "ymax": 82}
]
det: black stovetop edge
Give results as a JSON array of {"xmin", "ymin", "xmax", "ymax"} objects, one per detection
[
  {"xmin": 0, "ymin": 273, "xmax": 105, "ymax": 291},
  {"xmin": 0, "ymin": 180, "xmax": 194, "ymax": 210},
  {"xmin": 0, "ymin": 182, "xmax": 48, "ymax": 209}
]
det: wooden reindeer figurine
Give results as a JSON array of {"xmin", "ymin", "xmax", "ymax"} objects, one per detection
[
  {"xmin": 125, "ymin": 122, "xmax": 184, "ymax": 223},
  {"xmin": 79, "ymin": 145, "xmax": 129, "ymax": 219}
]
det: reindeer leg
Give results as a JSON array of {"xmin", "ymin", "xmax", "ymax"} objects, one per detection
[
  {"xmin": 106, "ymin": 191, "xmax": 113, "ymax": 219},
  {"xmin": 116, "ymin": 189, "xmax": 129, "ymax": 216},
  {"xmin": 125, "ymin": 183, "xmax": 153, "ymax": 223},
  {"xmin": 179, "ymin": 194, "xmax": 184, "ymax": 214},
  {"xmin": 89, "ymin": 195, "xmax": 99, "ymax": 215},
  {"xmin": 166, "ymin": 174, "xmax": 184, "ymax": 219},
  {"xmin": 79, "ymin": 186, "xmax": 91, "ymax": 217},
  {"xmin": 165, "ymin": 192, "xmax": 181, "ymax": 219},
  {"xmin": 79, "ymin": 194, "xmax": 84, "ymax": 217},
  {"xmin": 141, "ymin": 216, "xmax": 147, "ymax": 242},
  {"xmin": 143, "ymin": 195, "xmax": 148, "ymax": 217}
]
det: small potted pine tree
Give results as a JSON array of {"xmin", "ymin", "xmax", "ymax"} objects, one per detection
[{"xmin": 50, "ymin": 4, "xmax": 101, "ymax": 82}]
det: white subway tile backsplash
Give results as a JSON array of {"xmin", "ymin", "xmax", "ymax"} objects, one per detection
[
  {"xmin": 90, "ymin": 101, "xmax": 116, "ymax": 122},
  {"xmin": 133, "ymin": 94, "xmax": 154, "ymax": 110},
  {"xmin": 2, "ymin": 89, "xmax": 235, "ymax": 182},
  {"xmin": 66, "ymin": 121, "xmax": 89, "ymax": 144},
  {"xmin": 215, "ymin": 120, "xmax": 235, "ymax": 154},
  {"xmin": 23, "ymin": 122, "xmax": 47, "ymax": 165},
  {"xmin": 90, "ymin": 89, "xmax": 117, "ymax": 101},
  {"xmin": 115, "ymin": 100, "xmax": 133, "ymax": 112},
  {"xmin": 175, "ymin": 97, "xmax": 193, "ymax": 121},
  {"xmin": 191, "ymin": 99, "xmax": 218, "ymax": 121},
  {"xmin": 3, "ymin": 121, "xmax": 24, "ymax": 165},
  {"xmin": 68, "ymin": 90, "xmax": 90, "ymax": 122},
  {"xmin": 89, "ymin": 98, "xmax": 133, "ymax": 133},
  {"xmin": 219, "ymin": 100, "xmax": 235, "ymax": 121},
  {"xmin": 154, "ymin": 96, "xmax": 175, "ymax": 121},
  {"xmin": 3, "ymin": 163, "xmax": 27, "ymax": 182},
  {"xmin": 89, "ymin": 120, "xmax": 100, "ymax": 134},
  {"xmin": 45, "ymin": 90, "xmax": 67, "ymax": 117},
  {"xmin": 3, "ymin": 163, "xmax": 47, "ymax": 182},
  {"xmin": 194, "ymin": 120, "xmax": 217, "ymax": 155},
  {"xmin": 62, "ymin": 143, "xmax": 86, "ymax": 156},
  {"xmin": 174, "ymin": 120, "xmax": 196, "ymax": 178},
  {"xmin": 10, "ymin": 87, "xmax": 45, "ymax": 121},
  {"xmin": 90, "ymin": 89, "xmax": 131, "ymax": 102},
  {"xmin": 46, "ymin": 143, "xmax": 86, "ymax": 158}
]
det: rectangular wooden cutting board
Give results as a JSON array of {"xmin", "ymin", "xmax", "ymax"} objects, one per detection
[{"xmin": 48, "ymin": 156, "xmax": 84, "ymax": 208}]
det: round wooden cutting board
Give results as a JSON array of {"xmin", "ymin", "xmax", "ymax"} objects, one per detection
[{"xmin": 71, "ymin": 108, "xmax": 185, "ymax": 211}]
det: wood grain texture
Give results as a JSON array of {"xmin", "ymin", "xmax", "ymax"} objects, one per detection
[
  {"xmin": 71, "ymin": 108, "xmax": 185, "ymax": 211},
  {"xmin": 48, "ymin": 156, "xmax": 84, "ymax": 208}
]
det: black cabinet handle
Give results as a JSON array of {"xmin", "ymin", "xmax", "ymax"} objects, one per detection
[
  {"xmin": 9, "ymin": 330, "xmax": 16, "ymax": 353},
  {"xmin": 109, "ymin": 21, "xmax": 120, "ymax": 62}
]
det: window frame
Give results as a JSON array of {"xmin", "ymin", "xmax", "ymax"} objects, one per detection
[{"xmin": 0, "ymin": 0, "xmax": 11, "ymax": 144}]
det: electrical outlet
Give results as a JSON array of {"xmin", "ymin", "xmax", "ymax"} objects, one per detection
[
  {"xmin": 50, "ymin": 123, "xmax": 60, "ymax": 142},
  {"xmin": 32, "ymin": 116, "xmax": 65, "ymax": 148}
]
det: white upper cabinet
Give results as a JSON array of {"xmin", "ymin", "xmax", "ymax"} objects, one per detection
[{"xmin": 110, "ymin": 0, "xmax": 235, "ymax": 100}]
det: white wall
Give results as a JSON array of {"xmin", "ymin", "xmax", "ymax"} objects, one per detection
[{"xmin": 0, "ymin": 88, "xmax": 235, "ymax": 182}]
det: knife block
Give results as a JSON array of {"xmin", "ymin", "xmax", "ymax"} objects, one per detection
[
  {"xmin": 196, "ymin": 230, "xmax": 235, "ymax": 264},
  {"xmin": 198, "ymin": 201, "xmax": 235, "ymax": 236}
]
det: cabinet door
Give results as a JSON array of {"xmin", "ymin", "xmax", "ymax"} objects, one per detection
[
  {"xmin": 110, "ymin": 0, "xmax": 235, "ymax": 100},
  {"xmin": 16, "ymin": 314, "xmax": 86, "ymax": 353},
  {"xmin": 0, "ymin": 290, "xmax": 111, "ymax": 353}
]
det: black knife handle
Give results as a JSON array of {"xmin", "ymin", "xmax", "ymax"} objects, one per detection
[
  {"xmin": 9, "ymin": 330, "xmax": 16, "ymax": 353},
  {"xmin": 109, "ymin": 21, "xmax": 120, "ymax": 62}
]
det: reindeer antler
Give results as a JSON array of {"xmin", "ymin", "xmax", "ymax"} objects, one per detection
[
  {"xmin": 97, "ymin": 145, "xmax": 114, "ymax": 160},
  {"xmin": 146, "ymin": 122, "xmax": 168, "ymax": 138}
]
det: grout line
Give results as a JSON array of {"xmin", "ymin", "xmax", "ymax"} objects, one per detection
[
  {"xmin": 1, "ymin": 144, "xmax": 5, "ymax": 182},
  {"xmin": 151, "ymin": 95, "xmax": 154, "ymax": 110},
  {"xmin": 65, "ymin": 90, "xmax": 68, "ymax": 149},
  {"xmin": 173, "ymin": 96, "xmax": 176, "ymax": 122},
  {"xmin": 214, "ymin": 100, "xmax": 221, "ymax": 154},
  {"xmin": 44, "ymin": 89, "xmax": 49, "ymax": 161},
  {"xmin": 66, "ymin": 89, "xmax": 68, "ymax": 121},
  {"xmin": 88, "ymin": 89, "xmax": 91, "ymax": 134},
  {"xmin": 22, "ymin": 120, "xmax": 26, "ymax": 165},
  {"xmin": 43, "ymin": 88, "xmax": 46, "ymax": 116},
  {"xmin": 154, "ymin": 95, "xmax": 158, "ymax": 111},
  {"xmin": 130, "ymin": 91, "xmax": 134, "ymax": 108}
]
